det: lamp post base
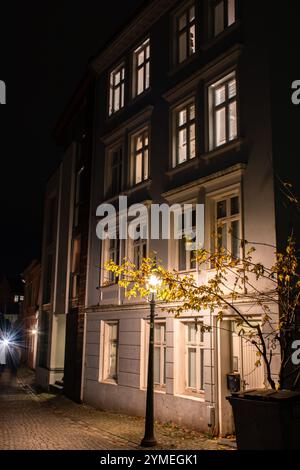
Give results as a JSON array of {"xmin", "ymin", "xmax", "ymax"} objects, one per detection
[{"xmin": 140, "ymin": 437, "xmax": 157, "ymax": 448}]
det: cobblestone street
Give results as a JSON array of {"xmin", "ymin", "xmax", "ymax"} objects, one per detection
[{"xmin": 0, "ymin": 368, "xmax": 230, "ymax": 450}]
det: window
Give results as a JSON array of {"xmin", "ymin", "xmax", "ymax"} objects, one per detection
[
  {"xmin": 70, "ymin": 236, "xmax": 81, "ymax": 300},
  {"xmin": 105, "ymin": 146, "xmax": 123, "ymax": 198},
  {"xmin": 74, "ymin": 166, "xmax": 84, "ymax": 228},
  {"xmin": 177, "ymin": 209, "xmax": 197, "ymax": 271},
  {"xmin": 14, "ymin": 295, "xmax": 19, "ymax": 303},
  {"xmin": 43, "ymin": 253, "xmax": 53, "ymax": 304},
  {"xmin": 214, "ymin": 194, "xmax": 240, "ymax": 258},
  {"xmin": 38, "ymin": 311, "xmax": 49, "ymax": 368},
  {"xmin": 144, "ymin": 322, "xmax": 166, "ymax": 389},
  {"xmin": 213, "ymin": 0, "xmax": 236, "ymax": 37},
  {"xmin": 107, "ymin": 238, "xmax": 120, "ymax": 284},
  {"xmin": 209, "ymin": 72, "xmax": 237, "ymax": 149},
  {"xmin": 185, "ymin": 322, "xmax": 204, "ymax": 394},
  {"xmin": 175, "ymin": 4, "xmax": 196, "ymax": 64},
  {"xmin": 132, "ymin": 128, "xmax": 149, "ymax": 185},
  {"xmin": 133, "ymin": 238, "xmax": 147, "ymax": 269},
  {"xmin": 109, "ymin": 64, "xmax": 125, "ymax": 115},
  {"xmin": 102, "ymin": 322, "xmax": 119, "ymax": 382},
  {"xmin": 174, "ymin": 100, "xmax": 196, "ymax": 166},
  {"xmin": 132, "ymin": 39, "xmax": 150, "ymax": 97}
]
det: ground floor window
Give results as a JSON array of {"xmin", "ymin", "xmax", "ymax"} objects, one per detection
[
  {"xmin": 144, "ymin": 321, "xmax": 166, "ymax": 390},
  {"xmin": 185, "ymin": 322, "xmax": 204, "ymax": 394},
  {"xmin": 102, "ymin": 321, "xmax": 119, "ymax": 383}
]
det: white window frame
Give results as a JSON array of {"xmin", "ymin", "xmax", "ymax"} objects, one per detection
[
  {"xmin": 101, "ymin": 321, "xmax": 119, "ymax": 383},
  {"xmin": 208, "ymin": 71, "xmax": 238, "ymax": 150},
  {"xmin": 172, "ymin": 98, "xmax": 196, "ymax": 167},
  {"xmin": 174, "ymin": 2, "xmax": 196, "ymax": 65},
  {"xmin": 184, "ymin": 321, "xmax": 204, "ymax": 395},
  {"xmin": 101, "ymin": 236, "xmax": 120, "ymax": 286},
  {"xmin": 213, "ymin": 191, "xmax": 241, "ymax": 259},
  {"xmin": 130, "ymin": 127, "xmax": 149, "ymax": 186},
  {"xmin": 142, "ymin": 320, "xmax": 166, "ymax": 391},
  {"xmin": 132, "ymin": 38, "xmax": 150, "ymax": 98},
  {"xmin": 213, "ymin": 0, "xmax": 236, "ymax": 37},
  {"xmin": 109, "ymin": 63, "xmax": 125, "ymax": 116}
]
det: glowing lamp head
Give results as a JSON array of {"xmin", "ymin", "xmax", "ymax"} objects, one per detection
[
  {"xmin": 31, "ymin": 328, "xmax": 37, "ymax": 335},
  {"xmin": 2, "ymin": 338, "xmax": 9, "ymax": 347},
  {"xmin": 147, "ymin": 273, "xmax": 162, "ymax": 293}
]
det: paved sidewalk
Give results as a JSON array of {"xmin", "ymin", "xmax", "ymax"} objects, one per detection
[{"xmin": 0, "ymin": 367, "xmax": 231, "ymax": 450}]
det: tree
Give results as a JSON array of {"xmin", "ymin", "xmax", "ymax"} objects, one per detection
[{"xmin": 106, "ymin": 234, "xmax": 300, "ymax": 391}]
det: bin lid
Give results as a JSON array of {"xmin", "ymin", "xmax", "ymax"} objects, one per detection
[{"xmin": 232, "ymin": 389, "xmax": 300, "ymax": 401}]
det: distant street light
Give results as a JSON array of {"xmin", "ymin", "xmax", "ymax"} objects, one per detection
[{"xmin": 141, "ymin": 272, "xmax": 162, "ymax": 448}]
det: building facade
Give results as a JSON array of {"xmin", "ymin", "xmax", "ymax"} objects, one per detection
[
  {"xmin": 21, "ymin": 260, "xmax": 41, "ymax": 369},
  {"xmin": 37, "ymin": 0, "xmax": 299, "ymax": 436}
]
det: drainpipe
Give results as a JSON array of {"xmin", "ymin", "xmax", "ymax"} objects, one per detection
[{"xmin": 207, "ymin": 310, "xmax": 216, "ymax": 433}]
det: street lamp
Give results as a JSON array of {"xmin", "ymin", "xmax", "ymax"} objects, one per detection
[{"xmin": 140, "ymin": 272, "xmax": 162, "ymax": 447}]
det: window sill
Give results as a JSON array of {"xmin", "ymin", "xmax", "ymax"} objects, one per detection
[
  {"xmin": 168, "ymin": 52, "xmax": 199, "ymax": 77},
  {"xmin": 107, "ymin": 106, "xmax": 126, "ymax": 122},
  {"xmin": 141, "ymin": 386, "xmax": 166, "ymax": 394},
  {"xmin": 166, "ymin": 157, "xmax": 199, "ymax": 177},
  {"xmin": 201, "ymin": 21, "xmax": 241, "ymax": 51},
  {"xmin": 124, "ymin": 179, "xmax": 152, "ymax": 195},
  {"xmin": 130, "ymin": 87, "xmax": 152, "ymax": 106},
  {"xmin": 202, "ymin": 138, "xmax": 244, "ymax": 162},
  {"xmin": 175, "ymin": 392, "xmax": 205, "ymax": 402},
  {"xmin": 100, "ymin": 379, "xmax": 118, "ymax": 386}
]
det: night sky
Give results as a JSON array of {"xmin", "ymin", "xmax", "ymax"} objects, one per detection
[{"xmin": 0, "ymin": 1, "xmax": 145, "ymax": 278}]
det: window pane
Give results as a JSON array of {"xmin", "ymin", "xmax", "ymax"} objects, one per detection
[
  {"xmin": 178, "ymin": 128, "xmax": 187, "ymax": 163},
  {"xmin": 216, "ymin": 107, "xmax": 226, "ymax": 146},
  {"xmin": 145, "ymin": 62, "xmax": 150, "ymax": 90},
  {"xmin": 189, "ymin": 24, "xmax": 196, "ymax": 55},
  {"xmin": 231, "ymin": 220, "xmax": 240, "ymax": 258},
  {"xmin": 214, "ymin": 1, "xmax": 224, "ymax": 35},
  {"xmin": 109, "ymin": 342, "xmax": 117, "ymax": 378},
  {"xmin": 179, "ymin": 108, "xmax": 187, "ymax": 126},
  {"xmin": 135, "ymin": 152, "xmax": 142, "ymax": 183},
  {"xmin": 114, "ymin": 87, "xmax": 120, "ymax": 111},
  {"xmin": 217, "ymin": 224, "xmax": 227, "ymax": 251},
  {"xmin": 179, "ymin": 32, "xmax": 187, "ymax": 63},
  {"xmin": 154, "ymin": 347, "xmax": 160, "ymax": 384},
  {"xmin": 217, "ymin": 200, "xmax": 227, "ymax": 219},
  {"xmin": 215, "ymin": 85, "xmax": 226, "ymax": 105},
  {"xmin": 137, "ymin": 67, "xmax": 144, "ymax": 95},
  {"xmin": 179, "ymin": 238, "xmax": 186, "ymax": 270},
  {"xmin": 228, "ymin": 79, "xmax": 236, "ymax": 98},
  {"xmin": 190, "ymin": 250, "xmax": 196, "ymax": 269},
  {"xmin": 188, "ymin": 323, "xmax": 197, "ymax": 343},
  {"xmin": 228, "ymin": 0, "xmax": 236, "ymax": 26},
  {"xmin": 110, "ymin": 324, "xmax": 118, "ymax": 341},
  {"xmin": 137, "ymin": 50, "xmax": 144, "ymax": 66},
  {"xmin": 231, "ymin": 196, "xmax": 239, "ymax": 215},
  {"xmin": 115, "ymin": 71, "xmax": 120, "ymax": 85},
  {"xmin": 155, "ymin": 324, "xmax": 161, "ymax": 342},
  {"xmin": 190, "ymin": 123, "xmax": 196, "ymax": 158},
  {"xmin": 146, "ymin": 44, "xmax": 150, "ymax": 59},
  {"xmin": 188, "ymin": 348, "xmax": 197, "ymax": 388},
  {"xmin": 229, "ymin": 100, "xmax": 237, "ymax": 141},
  {"xmin": 144, "ymin": 149, "xmax": 149, "ymax": 180},
  {"xmin": 136, "ymin": 136, "xmax": 143, "ymax": 151},
  {"xmin": 189, "ymin": 103, "xmax": 195, "ymax": 120}
]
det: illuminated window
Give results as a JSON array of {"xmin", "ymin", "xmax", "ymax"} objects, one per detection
[
  {"xmin": 213, "ymin": 0, "xmax": 236, "ymax": 36},
  {"xmin": 14, "ymin": 295, "xmax": 19, "ymax": 303},
  {"xmin": 132, "ymin": 128, "xmax": 149, "ymax": 185},
  {"xmin": 175, "ymin": 4, "xmax": 196, "ymax": 64},
  {"xmin": 133, "ymin": 238, "xmax": 147, "ymax": 269},
  {"xmin": 109, "ymin": 64, "xmax": 125, "ymax": 115},
  {"xmin": 132, "ymin": 39, "xmax": 150, "ymax": 97},
  {"xmin": 144, "ymin": 321, "xmax": 166, "ymax": 389},
  {"xmin": 174, "ymin": 100, "xmax": 196, "ymax": 166},
  {"xmin": 214, "ymin": 194, "xmax": 240, "ymax": 258},
  {"xmin": 70, "ymin": 236, "xmax": 81, "ymax": 300},
  {"xmin": 102, "ymin": 322, "xmax": 119, "ymax": 382},
  {"xmin": 177, "ymin": 209, "xmax": 197, "ymax": 271},
  {"xmin": 209, "ymin": 72, "xmax": 237, "ymax": 149},
  {"xmin": 185, "ymin": 322, "xmax": 204, "ymax": 393}
]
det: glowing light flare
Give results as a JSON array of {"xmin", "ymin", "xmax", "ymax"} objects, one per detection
[{"xmin": 147, "ymin": 273, "xmax": 162, "ymax": 293}]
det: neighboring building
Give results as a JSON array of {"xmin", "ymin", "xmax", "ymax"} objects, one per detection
[
  {"xmin": 36, "ymin": 72, "xmax": 95, "ymax": 401},
  {"xmin": 38, "ymin": 0, "xmax": 300, "ymax": 436},
  {"xmin": 21, "ymin": 260, "xmax": 41, "ymax": 369},
  {"xmin": 0, "ymin": 276, "xmax": 24, "ymax": 326}
]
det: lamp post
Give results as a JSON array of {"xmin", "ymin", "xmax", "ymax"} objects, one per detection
[{"xmin": 141, "ymin": 273, "xmax": 161, "ymax": 447}]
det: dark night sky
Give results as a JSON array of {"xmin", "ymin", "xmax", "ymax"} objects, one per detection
[{"xmin": 0, "ymin": 1, "xmax": 145, "ymax": 278}]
